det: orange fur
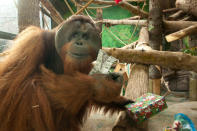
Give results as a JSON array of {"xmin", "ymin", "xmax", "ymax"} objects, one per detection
[{"xmin": 0, "ymin": 17, "xmax": 131, "ymax": 131}]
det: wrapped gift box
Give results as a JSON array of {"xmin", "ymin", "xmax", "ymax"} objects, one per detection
[{"xmin": 126, "ymin": 93, "xmax": 168, "ymax": 123}]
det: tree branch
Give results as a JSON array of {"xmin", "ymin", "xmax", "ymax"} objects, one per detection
[
  {"xmin": 163, "ymin": 8, "xmax": 179, "ymax": 13},
  {"xmin": 75, "ymin": 0, "xmax": 94, "ymax": 15},
  {"xmin": 119, "ymin": 2, "xmax": 149, "ymax": 18},
  {"xmin": 96, "ymin": 19, "xmax": 147, "ymax": 26},
  {"xmin": 168, "ymin": 10, "xmax": 185, "ymax": 20},
  {"xmin": 103, "ymin": 48, "xmax": 197, "ymax": 73},
  {"xmin": 166, "ymin": 24, "xmax": 197, "ymax": 42},
  {"xmin": 82, "ymin": 0, "xmax": 149, "ymax": 18},
  {"xmin": 180, "ymin": 15, "xmax": 192, "ymax": 21},
  {"xmin": 40, "ymin": 0, "xmax": 64, "ymax": 24},
  {"xmin": 163, "ymin": 20, "xmax": 197, "ymax": 33}
]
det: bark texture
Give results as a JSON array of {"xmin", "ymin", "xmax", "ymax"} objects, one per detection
[
  {"xmin": 103, "ymin": 48, "xmax": 197, "ymax": 73},
  {"xmin": 18, "ymin": 0, "xmax": 40, "ymax": 32},
  {"xmin": 165, "ymin": 24, "xmax": 197, "ymax": 42},
  {"xmin": 112, "ymin": 27, "xmax": 150, "ymax": 131}
]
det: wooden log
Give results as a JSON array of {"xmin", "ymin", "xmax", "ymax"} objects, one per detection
[
  {"xmin": 149, "ymin": 0, "xmax": 162, "ymax": 93},
  {"xmin": 176, "ymin": 0, "xmax": 197, "ymax": 17},
  {"xmin": 40, "ymin": 0, "xmax": 64, "ymax": 24},
  {"xmin": 102, "ymin": 48, "xmax": 197, "ymax": 73},
  {"xmin": 163, "ymin": 8, "xmax": 179, "ymax": 13},
  {"xmin": 0, "ymin": 31, "xmax": 16, "ymax": 40},
  {"xmin": 96, "ymin": 19, "xmax": 148, "ymax": 26},
  {"xmin": 163, "ymin": 20, "xmax": 197, "ymax": 33},
  {"xmin": 168, "ymin": 10, "xmax": 185, "ymax": 20},
  {"xmin": 165, "ymin": 24, "xmax": 197, "ymax": 42},
  {"xmin": 149, "ymin": 0, "xmax": 163, "ymax": 50},
  {"xmin": 146, "ymin": 0, "xmax": 162, "ymax": 94},
  {"xmin": 180, "ymin": 15, "xmax": 192, "ymax": 21}
]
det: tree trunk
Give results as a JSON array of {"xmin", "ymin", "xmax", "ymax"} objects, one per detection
[
  {"xmin": 126, "ymin": 65, "xmax": 149, "ymax": 100},
  {"xmin": 18, "ymin": 0, "xmax": 40, "ymax": 32},
  {"xmin": 149, "ymin": 0, "xmax": 162, "ymax": 51},
  {"xmin": 112, "ymin": 27, "xmax": 150, "ymax": 131},
  {"xmin": 148, "ymin": 0, "xmax": 163, "ymax": 95}
]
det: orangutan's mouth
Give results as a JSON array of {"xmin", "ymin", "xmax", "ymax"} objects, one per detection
[{"xmin": 68, "ymin": 52, "xmax": 88, "ymax": 58}]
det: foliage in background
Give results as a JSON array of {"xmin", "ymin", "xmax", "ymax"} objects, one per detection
[
  {"xmin": 101, "ymin": 1, "xmax": 149, "ymax": 48},
  {"xmin": 63, "ymin": 0, "xmax": 149, "ymax": 48},
  {"xmin": 102, "ymin": 6, "xmax": 139, "ymax": 48},
  {"xmin": 182, "ymin": 37, "xmax": 197, "ymax": 56}
]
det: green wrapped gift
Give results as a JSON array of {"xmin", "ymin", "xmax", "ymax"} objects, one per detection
[{"xmin": 126, "ymin": 93, "xmax": 168, "ymax": 123}]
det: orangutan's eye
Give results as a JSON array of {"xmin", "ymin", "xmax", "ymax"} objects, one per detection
[
  {"xmin": 82, "ymin": 33, "xmax": 89, "ymax": 40},
  {"xmin": 72, "ymin": 32, "xmax": 80, "ymax": 39}
]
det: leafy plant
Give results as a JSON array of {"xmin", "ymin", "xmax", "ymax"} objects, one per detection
[{"xmin": 182, "ymin": 37, "xmax": 197, "ymax": 56}]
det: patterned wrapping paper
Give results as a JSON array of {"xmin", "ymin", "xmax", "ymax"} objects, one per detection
[
  {"xmin": 89, "ymin": 49, "xmax": 118, "ymax": 75},
  {"xmin": 126, "ymin": 93, "xmax": 168, "ymax": 123}
]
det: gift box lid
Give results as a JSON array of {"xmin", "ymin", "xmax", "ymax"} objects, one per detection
[{"xmin": 126, "ymin": 93, "xmax": 167, "ymax": 113}]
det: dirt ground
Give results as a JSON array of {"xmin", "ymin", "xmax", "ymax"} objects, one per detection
[{"xmin": 82, "ymin": 92, "xmax": 197, "ymax": 131}]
